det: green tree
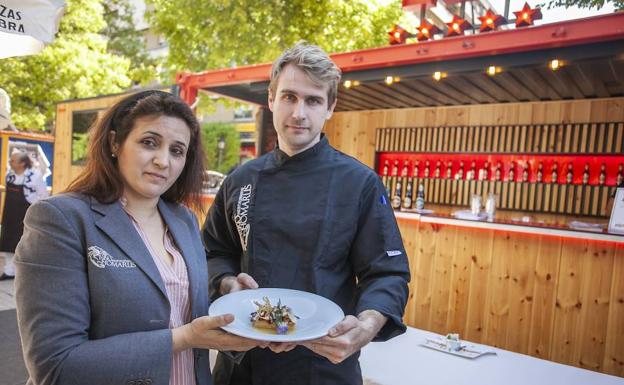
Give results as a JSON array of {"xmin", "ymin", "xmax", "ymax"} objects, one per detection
[
  {"xmin": 0, "ymin": 0, "xmax": 132, "ymax": 130},
  {"xmin": 201, "ymin": 122, "xmax": 240, "ymax": 173},
  {"xmin": 102, "ymin": 0, "xmax": 159, "ymax": 85},
  {"xmin": 147, "ymin": 0, "xmax": 403, "ymax": 73},
  {"xmin": 543, "ymin": 0, "xmax": 623, "ymax": 9}
]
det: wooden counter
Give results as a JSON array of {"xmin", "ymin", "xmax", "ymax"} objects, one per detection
[{"xmin": 396, "ymin": 207, "xmax": 624, "ymax": 377}]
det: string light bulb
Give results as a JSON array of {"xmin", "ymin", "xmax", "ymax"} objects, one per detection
[
  {"xmin": 487, "ymin": 66, "xmax": 500, "ymax": 76},
  {"xmin": 385, "ymin": 76, "xmax": 394, "ymax": 85},
  {"xmin": 433, "ymin": 71, "xmax": 447, "ymax": 81},
  {"xmin": 344, "ymin": 80, "xmax": 352, "ymax": 88},
  {"xmin": 549, "ymin": 59, "xmax": 562, "ymax": 71}
]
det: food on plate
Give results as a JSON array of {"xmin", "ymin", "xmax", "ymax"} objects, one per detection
[
  {"xmin": 446, "ymin": 333, "xmax": 461, "ymax": 351},
  {"xmin": 250, "ymin": 296, "xmax": 298, "ymax": 334}
]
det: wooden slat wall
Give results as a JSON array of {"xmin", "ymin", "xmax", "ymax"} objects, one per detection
[
  {"xmin": 324, "ymin": 97, "xmax": 624, "ymax": 170},
  {"xmin": 324, "ymin": 97, "xmax": 624, "ymax": 377}
]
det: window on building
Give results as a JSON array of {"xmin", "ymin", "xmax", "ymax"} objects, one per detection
[
  {"xmin": 72, "ymin": 110, "xmax": 99, "ymax": 165},
  {"xmin": 233, "ymin": 106, "xmax": 253, "ymax": 121}
]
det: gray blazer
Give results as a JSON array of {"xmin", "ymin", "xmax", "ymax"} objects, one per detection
[{"xmin": 15, "ymin": 193, "xmax": 212, "ymax": 385}]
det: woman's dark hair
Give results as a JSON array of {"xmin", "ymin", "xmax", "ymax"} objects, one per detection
[{"xmin": 66, "ymin": 90, "xmax": 206, "ymax": 211}]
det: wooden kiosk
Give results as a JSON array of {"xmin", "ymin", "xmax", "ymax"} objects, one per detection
[{"xmin": 177, "ymin": 13, "xmax": 624, "ymax": 376}]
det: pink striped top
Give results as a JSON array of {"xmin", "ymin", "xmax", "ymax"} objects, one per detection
[{"xmin": 122, "ymin": 202, "xmax": 197, "ymax": 385}]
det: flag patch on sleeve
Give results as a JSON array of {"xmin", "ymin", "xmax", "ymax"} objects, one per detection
[{"xmin": 380, "ymin": 195, "xmax": 388, "ymax": 205}]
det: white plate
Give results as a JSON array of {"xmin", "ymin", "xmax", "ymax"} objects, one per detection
[
  {"xmin": 421, "ymin": 337, "xmax": 497, "ymax": 359},
  {"xmin": 208, "ymin": 288, "xmax": 345, "ymax": 342}
]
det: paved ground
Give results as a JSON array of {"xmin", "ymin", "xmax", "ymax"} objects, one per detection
[
  {"xmin": 0, "ymin": 278, "xmax": 16, "ymax": 312},
  {"xmin": 0, "ymin": 258, "xmax": 27, "ymax": 385}
]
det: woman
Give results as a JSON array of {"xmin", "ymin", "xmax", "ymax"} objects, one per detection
[
  {"xmin": 15, "ymin": 90, "xmax": 263, "ymax": 385},
  {"xmin": 0, "ymin": 151, "xmax": 48, "ymax": 280}
]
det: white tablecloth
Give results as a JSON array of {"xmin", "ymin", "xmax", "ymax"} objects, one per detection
[{"xmin": 360, "ymin": 327, "xmax": 624, "ymax": 385}]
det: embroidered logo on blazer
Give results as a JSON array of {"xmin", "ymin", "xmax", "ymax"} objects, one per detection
[
  {"xmin": 87, "ymin": 246, "xmax": 136, "ymax": 269},
  {"xmin": 233, "ymin": 184, "xmax": 252, "ymax": 252}
]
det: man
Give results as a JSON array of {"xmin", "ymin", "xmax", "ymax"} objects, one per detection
[{"xmin": 203, "ymin": 42, "xmax": 410, "ymax": 385}]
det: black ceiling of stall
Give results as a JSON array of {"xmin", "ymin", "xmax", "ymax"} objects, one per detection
[{"xmin": 201, "ymin": 40, "xmax": 624, "ymax": 111}]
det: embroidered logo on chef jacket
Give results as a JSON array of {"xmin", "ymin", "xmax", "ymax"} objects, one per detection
[
  {"xmin": 233, "ymin": 184, "xmax": 253, "ymax": 251},
  {"xmin": 88, "ymin": 246, "xmax": 137, "ymax": 269},
  {"xmin": 386, "ymin": 250, "xmax": 403, "ymax": 257}
]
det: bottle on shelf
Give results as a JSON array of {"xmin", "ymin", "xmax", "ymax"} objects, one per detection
[
  {"xmin": 382, "ymin": 160, "xmax": 389, "ymax": 176},
  {"xmin": 479, "ymin": 162, "xmax": 489, "ymax": 181},
  {"xmin": 508, "ymin": 162, "xmax": 515, "ymax": 182},
  {"xmin": 434, "ymin": 160, "xmax": 441, "ymax": 178},
  {"xmin": 522, "ymin": 163, "xmax": 529, "ymax": 182},
  {"xmin": 617, "ymin": 163, "xmax": 623, "ymax": 186},
  {"xmin": 401, "ymin": 160, "xmax": 409, "ymax": 177},
  {"xmin": 599, "ymin": 163, "xmax": 607, "ymax": 186},
  {"xmin": 413, "ymin": 160, "xmax": 420, "ymax": 178},
  {"xmin": 403, "ymin": 179, "xmax": 413, "ymax": 209},
  {"xmin": 467, "ymin": 161, "xmax": 476, "ymax": 180},
  {"xmin": 391, "ymin": 159, "xmax": 399, "ymax": 177},
  {"xmin": 415, "ymin": 183, "xmax": 425, "ymax": 211},
  {"xmin": 424, "ymin": 160, "xmax": 431, "ymax": 178},
  {"xmin": 446, "ymin": 161, "xmax": 453, "ymax": 179},
  {"xmin": 566, "ymin": 163, "xmax": 574, "ymax": 184},
  {"xmin": 495, "ymin": 162, "xmax": 502, "ymax": 181},
  {"xmin": 551, "ymin": 163, "xmax": 558, "ymax": 184},
  {"xmin": 392, "ymin": 178, "xmax": 402, "ymax": 210},
  {"xmin": 582, "ymin": 163, "xmax": 590, "ymax": 185},
  {"xmin": 536, "ymin": 162, "xmax": 544, "ymax": 183},
  {"xmin": 456, "ymin": 161, "xmax": 465, "ymax": 180}
]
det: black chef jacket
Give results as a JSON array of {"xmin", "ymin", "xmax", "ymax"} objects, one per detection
[{"xmin": 203, "ymin": 135, "xmax": 410, "ymax": 385}]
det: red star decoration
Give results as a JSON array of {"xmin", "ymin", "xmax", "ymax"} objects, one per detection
[
  {"xmin": 513, "ymin": 2, "xmax": 542, "ymax": 27},
  {"xmin": 416, "ymin": 20, "xmax": 440, "ymax": 41},
  {"xmin": 478, "ymin": 9, "xmax": 504, "ymax": 32},
  {"xmin": 388, "ymin": 24, "xmax": 412, "ymax": 45},
  {"xmin": 445, "ymin": 15, "xmax": 471, "ymax": 37}
]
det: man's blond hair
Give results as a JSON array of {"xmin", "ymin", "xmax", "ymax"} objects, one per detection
[{"xmin": 269, "ymin": 42, "xmax": 342, "ymax": 109}]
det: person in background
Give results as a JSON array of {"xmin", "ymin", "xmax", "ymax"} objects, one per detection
[
  {"xmin": 203, "ymin": 42, "xmax": 411, "ymax": 385},
  {"xmin": 15, "ymin": 90, "xmax": 265, "ymax": 385},
  {"xmin": 0, "ymin": 151, "xmax": 48, "ymax": 280}
]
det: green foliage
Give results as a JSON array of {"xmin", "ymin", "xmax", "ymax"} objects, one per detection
[
  {"xmin": 0, "ymin": 0, "xmax": 132, "ymax": 130},
  {"xmin": 201, "ymin": 122, "xmax": 240, "ymax": 173},
  {"xmin": 102, "ymin": 0, "xmax": 159, "ymax": 85},
  {"xmin": 542, "ymin": 0, "xmax": 623, "ymax": 9},
  {"xmin": 147, "ymin": 0, "xmax": 403, "ymax": 73}
]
